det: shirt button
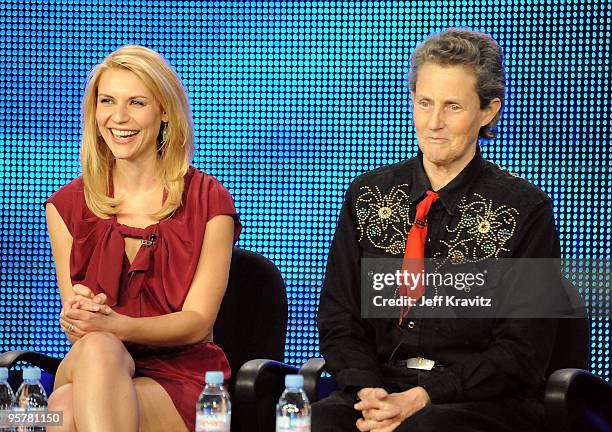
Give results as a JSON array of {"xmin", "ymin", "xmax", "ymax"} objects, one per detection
[{"xmin": 408, "ymin": 321, "xmax": 415, "ymax": 329}]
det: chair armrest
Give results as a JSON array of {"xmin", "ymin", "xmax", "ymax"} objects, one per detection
[
  {"xmin": 545, "ymin": 368, "xmax": 612, "ymax": 432},
  {"xmin": 299, "ymin": 358, "xmax": 327, "ymax": 402},
  {"xmin": 0, "ymin": 350, "xmax": 62, "ymax": 374},
  {"xmin": 234, "ymin": 359, "xmax": 298, "ymax": 402},
  {"xmin": 234, "ymin": 359, "xmax": 298, "ymax": 432},
  {"xmin": 299, "ymin": 357, "xmax": 337, "ymax": 402}
]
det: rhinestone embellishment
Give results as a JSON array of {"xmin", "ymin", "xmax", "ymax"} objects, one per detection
[
  {"xmin": 378, "ymin": 206, "xmax": 392, "ymax": 219},
  {"xmin": 356, "ymin": 184, "xmax": 412, "ymax": 255}
]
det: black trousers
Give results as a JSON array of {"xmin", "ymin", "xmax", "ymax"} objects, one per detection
[{"xmin": 311, "ymin": 389, "xmax": 546, "ymax": 432}]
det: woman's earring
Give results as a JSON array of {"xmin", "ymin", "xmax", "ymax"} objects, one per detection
[{"xmin": 161, "ymin": 122, "xmax": 169, "ymax": 146}]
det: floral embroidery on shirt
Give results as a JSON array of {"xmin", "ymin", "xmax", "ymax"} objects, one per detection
[
  {"xmin": 355, "ymin": 184, "xmax": 411, "ymax": 255},
  {"xmin": 439, "ymin": 193, "xmax": 518, "ymax": 264}
]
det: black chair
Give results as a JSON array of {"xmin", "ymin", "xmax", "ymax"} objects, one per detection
[
  {"xmin": 247, "ymin": 278, "xmax": 612, "ymax": 432},
  {"xmin": 0, "ymin": 248, "xmax": 287, "ymax": 432}
]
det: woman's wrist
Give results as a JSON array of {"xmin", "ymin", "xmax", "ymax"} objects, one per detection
[
  {"xmin": 113, "ymin": 313, "xmax": 133, "ymax": 342},
  {"xmin": 401, "ymin": 386, "xmax": 431, "ymax": 409}
]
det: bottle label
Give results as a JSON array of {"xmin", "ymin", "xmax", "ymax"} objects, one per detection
[
  {"xmin": 195, "ymin": 413, "xmax": 230, "ymax": 432},
  {"xmin": 276, "ymin": 417, "xmax": 311, "ymax": 432}
]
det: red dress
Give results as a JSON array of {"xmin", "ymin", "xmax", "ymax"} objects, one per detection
[{"xmin": 46, "ymin": 166, "xmax": 241, "ymax": 430}]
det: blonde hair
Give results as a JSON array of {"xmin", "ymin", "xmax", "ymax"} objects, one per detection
[{"xmin": 81, "ymin": 45, "xmax": 194, "ymax": 220}]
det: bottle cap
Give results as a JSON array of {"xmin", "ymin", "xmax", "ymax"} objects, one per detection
[
  {"xmin": 205, "ymin": 371, "xmax": 224, "ymax": 385},
  {"xmin": 22, "ymin": 367, "xmax": 41, "ymax": 381},
  {"xmin": 0, "ymin": 367, "xmax": 8, "ymax": 380},
  {"xmin": 285, "ymin": 374, "xmax": 304, "ymax": 389}
]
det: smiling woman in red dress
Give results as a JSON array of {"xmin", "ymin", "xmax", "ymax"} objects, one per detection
[{"xmin": 45, "ymin": 45, "xmax": 240, "ymax": 432}]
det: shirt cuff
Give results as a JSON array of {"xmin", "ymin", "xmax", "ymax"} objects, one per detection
[
  {"xmin": 335, "ymin": 368, "xmax": 384, "ymax": 392},
  {"xmin": 418, "ymin": 370, "xmax": 462, "ymax": 404}
]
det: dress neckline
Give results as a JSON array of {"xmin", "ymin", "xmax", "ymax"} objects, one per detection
[
  {"xmin": 108, "ymin": 170, "xmax": 168, "ymax": 233},
  {"xmin": 113, "ymin": 217, "xmax": 159, "ymax": 237}
]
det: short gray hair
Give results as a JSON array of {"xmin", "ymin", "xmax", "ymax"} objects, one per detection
[{"xmin": 408, "ymin": 28, "xmax": 505, "ymax": 139}]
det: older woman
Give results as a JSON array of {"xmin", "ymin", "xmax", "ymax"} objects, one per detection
[
  {"xmin": 46, "ymin": 45, "xmax": 240, "ymax": 431},
  {"xmin": 315, "ymin": 29, "xmax": 560, "ymax": 431}
]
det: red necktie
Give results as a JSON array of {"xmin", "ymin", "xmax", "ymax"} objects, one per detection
[{"xmin": 399, "ymin": 190, "xmax": 439, "ymax": 325}]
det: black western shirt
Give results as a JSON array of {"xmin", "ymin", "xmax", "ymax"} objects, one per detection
[{"xmin": 318, "ymin": 147, "xmax": 561, "ymax": 403}]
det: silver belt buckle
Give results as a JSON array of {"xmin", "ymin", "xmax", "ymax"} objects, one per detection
[{"xmin": 404, "ymin": 357, "xmax": 435, "ymax": 370}]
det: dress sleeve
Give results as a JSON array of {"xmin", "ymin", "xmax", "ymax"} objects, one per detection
[
  {"xmin": 206, "ymin": 178, "xmax": 242, "ymax": 243},
  {"xmin": 318, "ymin": 180, "xmax": 384, "ymax": 392},
  {"xmin": 44, "ymin": 179, "xmax": 84, "ymax": 237},
  {"xmin": 419, "ymin": 199, "xmax": 561, "ymax": 403}
]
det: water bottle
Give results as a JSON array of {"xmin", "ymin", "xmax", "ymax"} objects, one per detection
[
  {"xmin": 195, "ymin": 371, "xmax": 231, "ymax": 432},
  {"xmin": 0, "ymin": 367, "xmax": 16, "ymax": 432},
  {"xmin": 14, "ymin": 368, "xmax": 47, "ymax": 432},
  {"xmin": 276, "ymin": 374, "xmax": 311, "ymax": 432}
]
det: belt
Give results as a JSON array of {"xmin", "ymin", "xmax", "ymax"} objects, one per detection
[{"xmin": 392, "ymin": 357, "xmax": 444, "ymax": 370}]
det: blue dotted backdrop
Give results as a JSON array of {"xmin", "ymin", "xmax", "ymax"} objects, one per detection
[{"xmin": 0, "ymin": 1, "xmax": 609, "ymax": 381}]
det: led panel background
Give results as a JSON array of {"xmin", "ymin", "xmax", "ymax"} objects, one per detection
[{"xmin": 1, "ymin": 1, "xmax": 610, "ymax": 382}]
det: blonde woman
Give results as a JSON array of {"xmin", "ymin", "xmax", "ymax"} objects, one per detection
[{"xmin": 46, "ymin": 45, "xmax": 240, "ymax": 432}]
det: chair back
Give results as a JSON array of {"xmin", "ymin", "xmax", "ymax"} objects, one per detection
[
  {"xmin": 213, "ymin": 248, "xmax": 287, "ymax": 392},
  {"xmin": 546, "ymin": 277, "xmax": 590, "ymax": 376}
]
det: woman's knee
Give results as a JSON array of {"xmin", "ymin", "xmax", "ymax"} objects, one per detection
[
  {"xmin": 396, "ymin": 405, "xmax": 462, "ymax": 431},
  {"xmin": 49, "ymin": 383, "xmax": 73, "ymax": 409},
  {"xmin": 48, "ymin": 384, "xmax": 76, "ymax": 432},
  {"xmin": 71, "ymin": 332, "xmax": 134, "ymax": 373},
  {"xmin": 312, "ymin": 391, "xmax": 360, "ymax": 431}
]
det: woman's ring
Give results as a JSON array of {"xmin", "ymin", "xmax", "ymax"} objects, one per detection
[{"xmin": 69, "ymin": 323, "xmax": 74, "ymax": 332}]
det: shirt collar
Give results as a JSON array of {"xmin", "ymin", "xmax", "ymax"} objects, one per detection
[{"xmin": 409, "ymin": 145, "xmax": 484, "ymax": 215}]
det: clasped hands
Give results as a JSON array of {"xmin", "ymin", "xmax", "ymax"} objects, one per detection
[
  {"xmin": 59, "ymin": 284, "xmax": 124, "ymax": 342},
  {"xmin": 354, "ymin": 386, "xmax": 431, "ymax": 432}
]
